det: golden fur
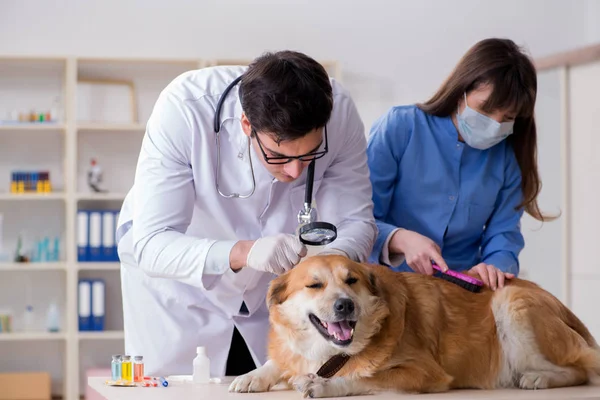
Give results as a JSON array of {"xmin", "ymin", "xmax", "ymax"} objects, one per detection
[{"xmin": 229, "ymin": 255, "xmax": 600, "ymax": 397}]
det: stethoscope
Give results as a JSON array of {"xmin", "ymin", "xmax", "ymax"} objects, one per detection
[{"xmin": 213, "ymin": 75, "xmax": 337, "ymax": 246}]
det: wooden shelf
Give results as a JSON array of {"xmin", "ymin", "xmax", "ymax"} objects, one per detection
[
  {"xmin": 77, "ymin": 262, "xmax": 120, "ymax": 271},
  {"xmin": 76, "ymin": 192, "xmax": 126, "ymax": 201},
  {"xmin": 77, "ymin": 123, "xmax": 145, "ymax": 132},
  {"xmin": 0, "ymin": 123, "xmax": 66, "ymax": 131},
  {"xmin": 0, "ymin": 332, "xmax": 67, "ymax": 341},
  {"xmin": 0, "ymin": 262, "xmax": 67, "ymax": 271},
  {"xmin": 0, "ymin": 192, "xmax": 66, "ymax": 201},
  {"xmin": 78, "ymin": 330, "xmax": 124, "ymax": 340}
]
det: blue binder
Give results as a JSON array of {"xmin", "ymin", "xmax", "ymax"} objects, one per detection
[{"xmin": 77, "ymin": 211, "xmax": 89, "ymax": 262}]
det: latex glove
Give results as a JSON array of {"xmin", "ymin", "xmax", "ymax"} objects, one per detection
[
  {"xmin": 389, "ymin": 229, "xmax": 449, "ymax": 275},
  {"xmin": 246, "ymin": 234, "xmax": 308, "ymax": 275},
  {"xmin": 468, "ymin": 263, "xmax": 514, "ymax": 291}
]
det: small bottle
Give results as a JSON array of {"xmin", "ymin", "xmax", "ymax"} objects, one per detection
[
  {"xmin": 133, "ymin": 356, "xmax": 144, "ymax": 382},
  {"xmin": 121, "ymin": 355, "xmax": 133, "ymax": 382},
  {"xmin": 46, "ymin": 302, "xmax": 60, "ymax": 332},
  {"xmin": 23, "ymin": 305, "xmax": 35, "ymax": 332},
  {"xmin": 193, "ymin": 346, "xmax": 210, "ymax": 384},
  {"xmin": 111, "ymin": 355, "xmax": 122, "ymax": 381}
]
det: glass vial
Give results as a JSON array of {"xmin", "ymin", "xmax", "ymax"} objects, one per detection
[
  {"xmin": 111, "ymin": 355, "xmax": 122, "ymax": 381},
  {"xmin": 133, "ymin": 355, "xmax": 144, "ymax": 382},
  {"xmin": 121, "ymin": 355, "xmax": 133, "ymax": 382}
]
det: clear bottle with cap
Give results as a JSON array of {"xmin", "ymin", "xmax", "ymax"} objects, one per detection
[
  {"xmin": 111, "ymin": 355, "xmax": 122, "ymax": 381},
  {"xmin": 193, "ymin": 346, "xmax": 210, "ymax": 384}
]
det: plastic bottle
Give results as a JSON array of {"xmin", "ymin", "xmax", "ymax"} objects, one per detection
[
  {"xmin": 23, "ymin": 305, "xmax": 35, "ymax": 332},
  {"xmin": 192, "ymin": 346, "xmax": 210, "ymax": 384},
  {"xmin": 46, "ymin": 302, "xmax": 60, "ymax": 332}
]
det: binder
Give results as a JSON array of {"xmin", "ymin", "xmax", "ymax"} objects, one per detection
[
  {"xmin": 77, "ymin": 211, "xmax": 89, "ymax": 262},
  {"xmin": 91, "ymin": 280, "xmax": 105, "ymax": 331},
  {"xmin": 113, "ymin": 211, "xmax": 120, "ymax": 261},
  {"xmin": 88, "ymin": 211, "xmax": 102, "ymax": 262},
  {"xmin": 102, "ymin": 211, "xmax": 115, "ymax": 262},
  {"xmin": 78, "ymin": 280, "xmax": 91, "ymax": 331}
]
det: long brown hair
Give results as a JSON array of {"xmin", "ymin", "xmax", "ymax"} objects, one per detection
[{"xmin": 418, "ymin": 38, "xmax": 555, "ymax": 222}]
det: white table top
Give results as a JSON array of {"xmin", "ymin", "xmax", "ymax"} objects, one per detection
[{"xmin": 88, "ymin": 377, "xmax": 600, "ymax": 400}]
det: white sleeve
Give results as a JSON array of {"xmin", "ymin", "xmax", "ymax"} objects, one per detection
[
  {"xmin": 131, "ymin": 92, "xmax": 232, "ymax": 290},
  {"xmin": 380, "ymin": 228, "xmax": 406, "ymax": 266},
  {"xmin": 314, "ymin": 93, "xmax": 377, "ymax": 263}
]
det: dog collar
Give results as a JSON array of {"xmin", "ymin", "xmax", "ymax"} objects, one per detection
[{"xmin": 315, "ymin": 353, "xmax": 350, "ymax": 378}]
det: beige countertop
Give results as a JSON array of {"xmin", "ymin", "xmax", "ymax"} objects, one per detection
[{"xmin": 88, "ymin": 376, "xmax": 600, "ymax": 400}]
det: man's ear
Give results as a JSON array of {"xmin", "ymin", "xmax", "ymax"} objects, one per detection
[
  {"xmin": 267, "ymin": 274, "xmax": 289, "ymax": 309},
  {"xmin": 240, "ymin": 113, "xmax": 252, "ymax": 137}
]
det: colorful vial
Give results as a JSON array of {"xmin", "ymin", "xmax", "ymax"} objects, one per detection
[
  {"xmin": 111, "ymin": 355, "xmax": 122, "ymax": 381},
  {"xmin": 121, "ymin": 355, "xmax": 133, "ymax": 382},
  {"xmin": 133, "ymin": 355, "xmax": 144, "ymax": 382}
]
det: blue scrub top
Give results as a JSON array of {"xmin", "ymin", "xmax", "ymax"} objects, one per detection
[{"xmin": 367, "ymin": 105, "xmax": 524, "ymax": 275}]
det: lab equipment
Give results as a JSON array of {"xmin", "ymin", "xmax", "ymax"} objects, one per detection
[
  {"xmin": 213, "ymin": 76, "xmax": 255, "ymax": 199},
  {"xmin": 23, "ymin": 305, "xmax": 35, "ymax": 332},
  {"xmin": 111, "ymin": 355, "xmax": 122, "ymax": 381},
  {"xmin": 296, "ymin": 160, "xmax": 337, "ymax": 246},
  {"xmin": 134, "ymin": 356, "xmax": 144, "ymax": 382},
  {"xmin": 193, "ymin": 346, "xmax": 210, "ymax": 384},
  {"xmin": 87, "ymin": 158, "xmax": 107, "ymax": 193},
  {"xmin": 46, "ymin": 302, "xmax": 60, "ymax": 332},
  {"xmin": 121, "ymin": 355, "xmax": 133, "ymax": 382},
  {"xmin": 10, "ymin": 171, "xmax": 52, "ymax": 193},
  {"xmin": 0, "ymin": 310, "xmax": 13, "ymax": 332}
]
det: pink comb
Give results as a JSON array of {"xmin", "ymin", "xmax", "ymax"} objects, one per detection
[{"xmin": 432, "ymin": 263, "xmax": 484, "ymax": 291}]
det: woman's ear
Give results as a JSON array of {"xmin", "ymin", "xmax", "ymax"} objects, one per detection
[{"xmin": 267, "ymin": 273, "xmax": 289, "ymax": 309}]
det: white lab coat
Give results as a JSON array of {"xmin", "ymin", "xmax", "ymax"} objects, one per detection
[{"xmin": 116, "ymin": 65, "xmax": 376, "ymax": 378}]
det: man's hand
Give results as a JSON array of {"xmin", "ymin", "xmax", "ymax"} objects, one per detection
[
  {"xmin": 235, "ymin": 234, "xmax": 307, "ymax": 275},
  {"xmin": 468, "ymin": 263, "xmax": 514, "ymax": 290},
  {"xmin": 389, "ymin": 229, "xmax": 449, "ymax": 275}
]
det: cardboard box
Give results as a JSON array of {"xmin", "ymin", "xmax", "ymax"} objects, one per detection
[{"xmin": 0, "ymin": 372, "xmax": 51, "ymax": 400}]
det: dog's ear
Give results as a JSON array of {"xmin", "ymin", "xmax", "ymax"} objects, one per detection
[
  {"xmin": 367, "ymin": 271, "xmax": 380, "ymax": 297},
  {"xmin": 267, "ymin": 273, "xmax": 289, "ymax": 309}
]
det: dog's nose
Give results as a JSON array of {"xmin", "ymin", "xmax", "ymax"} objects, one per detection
[{"xmin": 334, "ymin": 298, "xmax": 355, "ymax": 316}]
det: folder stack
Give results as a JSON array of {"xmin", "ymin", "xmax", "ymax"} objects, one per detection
[
  {"xmin": 78, "ymin": 279, "xmax": 105, "ymax": 331},
  {"xmin": 77, "ymin": 209, "xmax": 120, "ymax": 262}
]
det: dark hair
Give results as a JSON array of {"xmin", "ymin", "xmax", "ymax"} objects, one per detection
[
  {"xmin": 239, "ymin": 50, "xmax": 333, "ymax": 143},
  {"xmin": 418, "ymin": 38, "xmax": 555, "ymax": 222}
]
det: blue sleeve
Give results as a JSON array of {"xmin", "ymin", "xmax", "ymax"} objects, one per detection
[
  {"xmin": 366, "ymin": 107, "xmax": 410, "ymax": 265},
  {"xmin": 480, "ymin": 146, "xmax": 525, "ymax": 275}
]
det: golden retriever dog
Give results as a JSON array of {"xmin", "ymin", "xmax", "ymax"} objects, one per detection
[{"xmin": 229, "ymin": 255, "xmax": 600, "ymax": 398}]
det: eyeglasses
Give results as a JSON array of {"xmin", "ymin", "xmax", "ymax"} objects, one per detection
[{"xmin": 252, "ymin": 125, "xmax": 329, "ymax": 165}]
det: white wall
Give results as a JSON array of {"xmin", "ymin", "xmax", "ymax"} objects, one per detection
[{"xmin": 0, "ymin": 0, "xmax": 590, "ymax": 128}]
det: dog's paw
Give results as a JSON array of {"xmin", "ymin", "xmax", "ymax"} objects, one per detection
[
  {"xmin": 519, "ymin": 372, "xmax": 549, "ymax": 390},
  {"xmin": 292, "ymin": 374, "xmax": 334, "ymax": 398},
  {"xmin": 228, "ymin": 372, "xmax": 273, "ymax": 393}
]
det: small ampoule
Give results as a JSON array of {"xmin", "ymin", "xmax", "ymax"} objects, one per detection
[
  {"xmin": 121, "ymin": 355, "xmax": 133, "ymax": 382},
  {"xmin": 111, "ymin": 355, "xmax": 122, "ymax": 381},
  {"xmin": 133, "ymin": 356, "xmax": 144, "ymax": 382}
]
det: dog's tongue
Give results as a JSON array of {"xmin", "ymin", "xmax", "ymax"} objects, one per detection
[{"xmin": 327, "ymin": 320, "xmax": 353, "ymax": 341}]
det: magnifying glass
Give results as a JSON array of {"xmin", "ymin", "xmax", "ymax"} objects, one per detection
[{"xmin": 297, "ymin": 160, "xmax": 338, "ymax": 246}]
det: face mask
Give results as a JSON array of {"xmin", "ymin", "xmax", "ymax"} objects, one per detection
[{"xmin": 456, "ymin": 93, "xmax": 514, "ymax": 150}]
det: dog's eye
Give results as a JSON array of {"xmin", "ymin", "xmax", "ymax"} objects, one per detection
[
  {"xmin": 345, "ymin": 277, "xmax": 358, "ymax": 285},
  {"xmin": 306, "ymin": 283, "xmax": 323, "ymax": 289}
]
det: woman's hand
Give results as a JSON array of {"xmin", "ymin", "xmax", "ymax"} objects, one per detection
[
  {"xmin": 389, "ymin": 229, "xmax": 449, "ymax": 275},
  {"xmin": 468, "ymin": 263, "xmax": 514, "ymax": 290}
]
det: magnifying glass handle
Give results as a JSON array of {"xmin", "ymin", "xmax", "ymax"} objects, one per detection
[{"xmin": 305, "ymin": 159, "xmax": 315, "ymax": 206}]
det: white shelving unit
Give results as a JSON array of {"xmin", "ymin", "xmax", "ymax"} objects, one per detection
[{"xmin": 0, "ymin": 55, "xmax": 341, "ymax": 400}]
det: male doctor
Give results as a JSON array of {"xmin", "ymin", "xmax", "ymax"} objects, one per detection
[{"xmin": 116, "ymin": 50, "xmax": 376, "ymax": 378}]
